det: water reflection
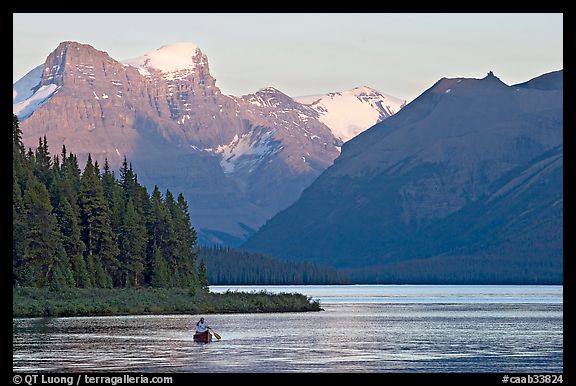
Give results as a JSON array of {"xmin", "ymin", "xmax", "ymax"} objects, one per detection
[{"xmin": 13, "ymin": 286, "xmax": 563, "ymax": 373}]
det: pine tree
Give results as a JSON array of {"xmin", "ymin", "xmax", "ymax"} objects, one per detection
[
  {"xmin": 13, "ymin": 115, "xmax": 33, "ymax": 286},
  {"xmin": 61, "ymin": 145, "xmax": 68, "ymax": 168},
  {"xmin": 120, "ymin": 158, "xmax": 149, "ymax": 217},
  {"xmin": 48, "ymin": 154, "xmax": 64, "ymax": 210},
  {"xmin": 102, "ymin": 159, "xmax": 123, "ymax": 234},
  {"xmin": 13, "ymin": 174, "xmax": 30, "ymax": 286},
  {"xmin": 119, "ymin": 157, "xmax": 136, "ymax": 200},
  {"xmin": 13, "ymin": 115, "xmax": 24, "ymax": 155},
  {"xmin": 22, "ymin": 177, "xmax": 74, "ymax": 288},
  {"xmin": 34, "ymin": 136, "xmax": 52, "ymax": 187},
  {"xmin": 61, "ymin": 152, "xmax": 82, "ymax": 215},
  {"xmin": 163, "ymin": 190, "xmax": 181, "ymax": 285},
  {"xmin": 198, "ymin": 259, "xmax": 209, "ymax": 292},
  {"xmin": 79, "ymin": 155, "xmax": 120, "ymax": 287},
  {"xmin": 150, "ymin": 247, "xmax": 169, "ymax": 288},
  {"xmin": 13, "ymin": 115, "xmax": 25, "ymax": 181},
  {"xmin": 147, "ymin": 186, "xmax": 170, "ymax": 246},
  {"xmin": 177, "ymin": 193, "xmax": 197, "ymax": 248},
  {"xmin": 176, "ymin": 193, "xmax": 199, "ymax": 287},
  {"xmin": 119, "ymin": 198, "xmax": 147, "ymax": 287},
  {"xmin": 55, "ymin": 197, "xmax": 91, "ymax": 288},
  {"xmin": 145, "ymin": 186, "xmax": 173, "ymax": 285},
  {"xmin": 133, "ymin": 180, "xmax": 150, "ymax": 218},
  {"xmin": 12, "ymin": 126, "xmax": 204, "ymax": 292},
  {"xmin": 94, "ymin": 160, "xmax": 100, "ymax": 179}
]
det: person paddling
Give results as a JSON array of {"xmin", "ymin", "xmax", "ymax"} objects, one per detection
[
  {"xmin": 194, "ymin": 317, "xmax": 221, "ymax": 341},
  {"xmin": 196, "ymin": 317, "xmax": 209, "ymax": 333}
]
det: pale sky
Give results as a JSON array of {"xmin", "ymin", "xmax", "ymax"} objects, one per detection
[{"xmin": 13, "ymin": 13, "xmax": 563, "ymax": 102}]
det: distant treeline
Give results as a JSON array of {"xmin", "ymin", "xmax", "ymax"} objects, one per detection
[
  {"xmin": 198, "ymin": 246, "xmax": 349, "ymax": 285},
  {"xmin": 12, "ymin": 115, "xmax": 208, "ymax": 291}
]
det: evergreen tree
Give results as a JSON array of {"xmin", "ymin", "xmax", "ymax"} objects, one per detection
[
  {"xmin": 26, "ymin": 147, "xmax": 35, "ymax": 163},
  {"xmin": 119, "ymin": 157, "xmax": 136, "ymax": 200},
  {"xmin": 79, "ymin": 155, "xmax": 120, "ymax": 287},
  {"xmin": 198, "ymin": 259, "xmax": 209, "ymax": 292},
  {"xmin": 13, "ymin": 116, "xmax": 32, "ymax": 286},
  {"xmin": 150, "ymin": 247, "xmax": 169, "ymax": 288},
  {"xmin": 13, "ymin": 174, "xmax": 30, "ymax": 286},
  {"xmin": 163, "ymin": 190, "xmax": 181, "ymax": 285},
  {"xmin": 13, "ymin": 115, "xmax": 25, "ymax": 180},
  {"xmin": 145, "ymin": 186, "xmax": 172, "ymax": 285},
  {"xmin": 102, "ymin": 159, "xmax": 123, "ymax": 234},
  {"xmin": 147, "ymin": 186, "xmax": 171, "ymax": 246},
  {"xmin": 176, "ymin": 193, "xmax": 199, "ymax": 287},
  {"xmin": 13, "ymin": 115, "xmax": 24, "ymax": 155},
  {"xmin": 55, "ymin": 197, "xmax": 91, "ymax": 288},
  {"xmin": 48, "ymin": 154, "xmax": 64, "ymax": 210},
  {"xmin": 12, "ymin": 125, "xmax": 204, "ymax": 292},
  {"xmin": 22, "ymin": 177, "xmax": 74, "ymax": 288},
  {"xmin": 133, "ymin": 180, "xmax": 150, "ymax": 218},
  {"xmin": 120, "ymin": 158, "xmax": 149, "ymax": 217},
  {"xmin": 119, "ymin": 198, "xmax": 147, "ymax": 287},
  {"xmin": 60, "ymin": 145, "xmax": 68, "ymax": 169},
  {"xmin": 177, "ymin": 193, "xmax": 197, "ymax": 248},
  {"xmin": 61, "ymin": 151, "xmax": 82, "ymax": 214},
  {"xmin": 34, "ymin": 136, "xmax": 52, "ymax": 187},
  {"xmin": 94, "ymin": 160, "xmax": 101, "ymax": 179}
]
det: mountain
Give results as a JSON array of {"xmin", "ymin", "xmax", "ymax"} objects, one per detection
[
  {"xmin": 13, "ymin": 41, "xmax": 403, "ymax": 245},
  {"xmin": 295, "ymin": 86, "xmax": 405, "ymax": 141},
  {"xmin": 243, "ymin": 70, "xmax": 563, "ymax": 284}
]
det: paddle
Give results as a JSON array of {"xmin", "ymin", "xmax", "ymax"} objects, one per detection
[{"xmin": 208, "ymin": 327, "xmax": 221, "ymax": 340}]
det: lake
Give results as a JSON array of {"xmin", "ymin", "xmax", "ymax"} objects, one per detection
[{"xmin": 12, "ymin": 285, "xmax": 563, "ymax": 373}]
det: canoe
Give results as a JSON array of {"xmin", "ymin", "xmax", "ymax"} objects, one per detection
[{"xmin": 193, "ymin": 330, "xmax": 212, "ymax": 343}]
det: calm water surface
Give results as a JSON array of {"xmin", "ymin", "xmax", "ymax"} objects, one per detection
[{"xmin": 13, "ymin": 285, "xmax": 562, "ymax": 373}]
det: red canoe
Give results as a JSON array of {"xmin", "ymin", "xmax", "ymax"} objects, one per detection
[{"xmin": 193, "ymin": 330, "xmax": 212, "ymax": 343}]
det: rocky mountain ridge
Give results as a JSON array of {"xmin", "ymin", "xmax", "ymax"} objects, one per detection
[
  {"xmin": 13, "ymin": 41, "xmax": 404, "ymax": 245},
  {"xmin": 243, "ymin": 70, "xmax": 563, "ymax": 283}
]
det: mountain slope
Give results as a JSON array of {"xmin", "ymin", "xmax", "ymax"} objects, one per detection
[
  {"xmin": 13, "ymin": 41, "xmax": 403, "ymax": 245},
  {"xmin": 296, "ymin": 86, "xmax": 405, "ymax": 141},
  {"xmin": 13, "ymin": 64, "xmax": 53, "ymax": 119},
  {"xmin": 243, "ymin": 70, "xmax": 563, "ymax": 283}
]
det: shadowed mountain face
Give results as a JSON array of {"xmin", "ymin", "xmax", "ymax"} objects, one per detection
[
  {"xmin": 243, "ymin": 70, "xmax": 563, "ymax": 284},
  {"xmin": 13, "ymin": 41, "xmax": 404, "ymax": 245}
]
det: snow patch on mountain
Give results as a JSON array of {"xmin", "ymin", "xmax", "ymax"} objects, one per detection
[
  {"xmin": 13, "ymin": 64, "xmax": 44, "ymax": 105},
  {"xmin": 13, "ymin": 83, "xmax": 60, "ymax": 120},
  {"xmin": 296, "ymin": 86, "xmax": 405, "ymax": 142},
  {"xmin": 122, "ymin": 43, "xmax": 201, "ymax": 80},
  {"xmin": 245, "ymin": 88, "xmax": 285, "ymax": 108},
  {"xmin": 215, "ymin": 130, "xmax": 282, "ymax": 173}
]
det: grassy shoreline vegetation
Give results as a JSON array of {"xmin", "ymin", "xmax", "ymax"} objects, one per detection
[{"xmin": 13, "ymin": 287, "xmax": 322, "ymax": 318}]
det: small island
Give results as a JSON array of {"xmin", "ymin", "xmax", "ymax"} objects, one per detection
[{"xmin": 12, "ymin": 116, "xmax": 320, "ymax": 318}]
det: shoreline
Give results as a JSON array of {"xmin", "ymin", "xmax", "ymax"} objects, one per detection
[{"xmin": 13, "ymin": 287, "xmax": 322, "ymax": 318}]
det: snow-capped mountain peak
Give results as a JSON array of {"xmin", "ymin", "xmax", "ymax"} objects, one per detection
[
  {"xmin": 13, "ymin": 40, "xmax": 405, "ymax": 246},
  {"xmin": 242, "ymin": 87, "xmax": 298, "ymax": 109},
  {"xmin": 122, "ymin": 42, "xmax": 203, "ymax": 79},
  {"xmin": 295, "ymin": 87, "xmax": 406, "ymax": 142}
]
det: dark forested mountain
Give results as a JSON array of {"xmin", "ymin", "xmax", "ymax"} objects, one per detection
[
  {"xmin": 12, "ymin": 115, "xmax": 207, "ymax": 290},
  {"xmin": 198, "ymin": 246, "xmax": 349, "ymax": 285},
  {"xmin": 243, "ymin": 70, "xmax": 563, "ymax": 284},
  {"xmin": 13, "ymin": 41, "xmax": 404, "ymax": 246}
]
